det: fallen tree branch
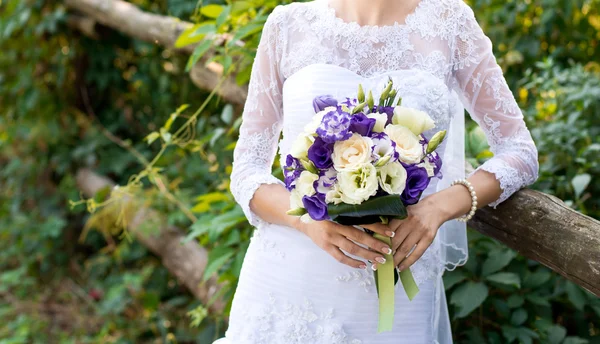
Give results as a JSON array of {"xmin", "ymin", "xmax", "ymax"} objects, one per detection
[
  {"xmin": 75, "ymin": 168, "xmax": 227, "ymax": 314},
  {"xmin": 64, "ymin": 0, "xmax": 248, "ymax": 106}
]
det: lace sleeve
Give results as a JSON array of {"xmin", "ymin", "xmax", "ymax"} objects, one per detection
[
  {"xmin": 452, "ymin": 3, "xmax": 539, "ymax": 208},
  {"xmin": 230, "ymin": 5, "xmax": 286, "ymax": 226}
]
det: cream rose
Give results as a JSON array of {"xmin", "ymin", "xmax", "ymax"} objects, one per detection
[
  {"xmin": 337, "ymin": 163, "xmax": 378, "ymax": 204},
  {"xmin": 377, "ymin": 161, "xmax": 408, "ymax": 195},
  {"xmin": 366, "ymin": 112, "xmax": 389, "ymax": 133},
  {"xmin": 290, "ymin": 133, "xmax": 314, "ymax": 159},
  {"xmin": 332, "ymin": 133, "xmax": 373, "ymax": 171},
  {"xmin": 325, "ymin": 183, "xmax": 343, "ymax": 205},
  {"xmin": 384, "ymin": 124, "xmax": 424, "ymax": 164},
  {"xmin": 295, "ymin": 170, "xmax": 318, "ymax": 197},
  {"xmin": 392, "ymin": 106, "xmax": 435, "ymax": 135}
]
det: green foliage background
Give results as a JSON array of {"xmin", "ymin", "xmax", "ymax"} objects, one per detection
[{"xmin": 0, "ymin": 0, "xmax": 599, "ymax": 343}]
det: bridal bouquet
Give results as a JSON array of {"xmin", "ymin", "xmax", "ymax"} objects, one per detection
[{"xmin": 284, "ymin": 78, "xmax": 446, "ymax": 333}]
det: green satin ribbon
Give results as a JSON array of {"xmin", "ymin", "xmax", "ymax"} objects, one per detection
[{"xmin": 373, "ymin": 234, "xmax": 420, "ymax": 333}]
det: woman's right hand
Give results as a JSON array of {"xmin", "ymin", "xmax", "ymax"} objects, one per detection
[{"xmin": 297, "ymin": 219, "xmax": 395, "ymax": 269}]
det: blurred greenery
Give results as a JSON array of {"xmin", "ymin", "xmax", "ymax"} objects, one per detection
[{"xmin": 0, "ymin": 0, "xmax": 598, "ymax": 343}]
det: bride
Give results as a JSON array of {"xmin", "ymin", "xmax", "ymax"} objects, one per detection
[{"xmin": 216, "ymin": 0, "xmax": 539, "ymax": 342}]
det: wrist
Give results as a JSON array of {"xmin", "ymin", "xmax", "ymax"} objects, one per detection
[{"xmin": 423, "ymin": 185, "xmax": 472, "ymax": 223}]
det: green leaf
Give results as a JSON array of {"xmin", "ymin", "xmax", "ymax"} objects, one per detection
[
  {"xmin": 525, "ymin": 293, "xmax": 551, "ymax": 307},
  {"xmin": 200, "ymin": 4, "xmax": 223, "ymax": 18},
  {"xmin": 510, "ymin": 308, "xmax": 528, "ymax": 326},
  {"xmin": 565, "ymin": 281, "xmax": 586, "ymax": 311},
  {"xmin": 230, "ymin": 22, "xmax": 265, "ymax": 46},
  {"xmin": 145, "ymin": 132, "xmax": 160, "ymax": 145},
  {"xmin": 442, "ymin": 270, "xmax": 466, "ymax": 290},
  {"xmin": 202, "ymin": 246, "xmax": 235, "ymax": 281},
  {"xmin": 507, "ymin": 294, "xmax": 524, "ymax": 308},
  {"xmin": 482, "ymin": 249, "xmax": 517, "ymax": 276},
  {"xmin": 221, "ymin": 104, "xmax": 234, "ymax": 124},
  {"xmin": 215, "ymin": 5, "xmax": 231, "ymax": 29},
  {"xmin": 450, "ymin": 281, "xmax": 488, "ymax": 318},
  {"xmin": 185, "ymin": 39, "xmax": 213, "ymax": 72},
  {"xmin": 327, "ymin": 194, "xmax": 407, "ymax": 223},
  {"xmin": 571, "ymin": 173, "xmax": 591, "ymax": 198},
  {"xmin": 486, "ymin": 272, "xmax": 521, "ymax": 288},
  {"xmin": 523, "ymin": 269, "xmax": 552, "ymax": 288},
  {"xmin": 545, "ymin": 325, "xmax": 566, "ymax": 344},
  {"xmin": 174, "ymin": 22, "xmax": 215, "ymax": 48}
]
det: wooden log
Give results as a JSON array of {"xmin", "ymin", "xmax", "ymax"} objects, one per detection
[
  {"xmin": 75, "ymin": 168, "xmax": 227, "ymax": 314},
  {"xmin": 468, "ymin": 189, "xmax": 600, "ymax": 296},
  {"xmin": 64, "ymin": 0, "xmax": 248, "ymax": 106}
]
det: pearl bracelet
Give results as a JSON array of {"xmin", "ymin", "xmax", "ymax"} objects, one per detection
[{"xmin": 450, "ymin": 178, "xmax": 478, "ymax": 222}]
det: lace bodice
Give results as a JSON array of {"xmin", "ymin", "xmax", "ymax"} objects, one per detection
[{"xmin": 229, "ymin": 0, "xmax": 539, "ymax": 267}]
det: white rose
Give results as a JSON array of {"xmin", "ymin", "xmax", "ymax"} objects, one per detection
[
  {"xmin": 385, "ymin": 124, "xmax": 424, "ymax": 164},
  {"xmin": 290, "ymin": 133, "xmax": 314, "ymax": 159},
  {"xmin": 332, "ymin": 133, "xmax": 373, "ymax": 171},
  {"xmin": 337, "ymin": 163, "xmax": 378, "ymax": 205},
  {"xmin": 325, "ymin": 183, "xmax": 344, "ymax": 205},
  {"xmin": 392, "ymin": 106, "xmax": 435, "ymax": 135},
  {"xmin": 289, "ymin": 188, "xmax": 304, "ymax": 209},
  {"xmin": 295, "ymin": 170, "xmax": 318, "ymax": 197},
  {"xmin": 304, "ymin": 107, "xmax": 334, "ymax": 135},
  {"xmin": 366, "ymin": 112, "xmax": 388, "ymax": 133},
  {"xmin": 377, "ymin": 161, "xmax": 407, "ymax": 195}
]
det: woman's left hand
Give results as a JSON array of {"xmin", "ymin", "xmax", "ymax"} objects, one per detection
[{"xmin": 362, "ymin": 197, "xmax": 447, "ymax": 271}]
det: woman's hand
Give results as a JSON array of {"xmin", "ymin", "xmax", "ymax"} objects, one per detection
[
  {"xmin": 296, "ymin": 219, "xmax": 395, "ymax": 269},
  {"xmin": 362, "ymin": 197, "xmax": 447, "ymax": 271}
]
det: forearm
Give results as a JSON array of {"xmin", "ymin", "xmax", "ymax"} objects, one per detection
[
  {"xmin": 424, "ymin": 169, "xmax": 503, "ymax": 222},
  {"xmin": 249, "ymin": 183, "xmax": 307, "ymax": 233}
]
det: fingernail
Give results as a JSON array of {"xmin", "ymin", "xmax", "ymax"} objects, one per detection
[
  {"xmin": 382, "ymin": 247, "xmax": 392, "ymax": 255},
  {"xmin": 359, "ymin": 264, "xmax": 367, "ymax": 270},
  {"xmin": 375, "ymin": 256, "xmax": 386, "ymax": 264},
  {"xmin": 371, "ymin": 263, "xmax": 378, "ymax": 271},
  {"xmin": 386, "ymin": 231, "xmax": 395, "ymax": 237},
  {"xmin": 398, "ymin": 265, "xmax": 404, "ymax": 271}
]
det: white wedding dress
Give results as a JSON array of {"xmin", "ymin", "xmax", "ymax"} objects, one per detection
[{"xmin": 217, "ymin": 0, "xmax": 539, "ymax": 343}]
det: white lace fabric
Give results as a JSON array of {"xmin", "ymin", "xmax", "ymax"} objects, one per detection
[{"xmin": 226, "ymin": 0, "xmax": 539, "ymax": 342}]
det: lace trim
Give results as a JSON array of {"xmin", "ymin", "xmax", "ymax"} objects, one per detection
[
  {"xmin": 469, "ymin": 159, "xmax": 531, "ymax": 208},
  {"xmin": 225, "ymin": 292, "xmax": 363, "ymax": 344},
  {"xmin": 230, "ymin": 123, "xmax": 284, "ymax": 227}
]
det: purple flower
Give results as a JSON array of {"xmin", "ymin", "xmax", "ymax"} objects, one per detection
[
  {"xmin": 428, "ymin": 151, "xmax": 443, "ymax": 179},
  {"xmin": 371, "ymin": 132, "xmax": 398, "ymax": 163},
  {"xmin": 316, "ymin": 107, "xmax": 352, "ymax": 143},
  {"xmin": 313, "ymin": 95, "xmax": 338, "ymax": 113},
  {"xmin": 374, "ymin": 105, "xmax": 395, "ymax": 125},
  {"xmin": 349, "ymin": 113, "xmax": 376, "ymax": 136},
  {"xmin": 314, "ymin": 167, "xmax": 337, "ymax": 194},
  {"xmin": 401, "ymin": 164, "xmax": 431, "ymax": 205},
  {"xmin": 302, "ymin": 194, "xmax": 330, "ymax": 221},
  {"xmin": 307, "ymin": 137, "xmax": 334, "ymax": 169},
  {"xmin": 341, "ymin": 97, "xmax": 358, "ymax": 107},
  {"xmin": 284, "ymin": 154, "xmax": 303, "ymax": 191}
]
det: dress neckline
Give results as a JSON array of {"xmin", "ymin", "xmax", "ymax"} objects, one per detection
[{"xmin": 320, "ymin": 0, "xmax": 428, "ymax": 31}]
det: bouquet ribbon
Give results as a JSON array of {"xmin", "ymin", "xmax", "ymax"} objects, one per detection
[{"xmin": 373, "ymin": 234, "xmax": 420, "ymax": 333}]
